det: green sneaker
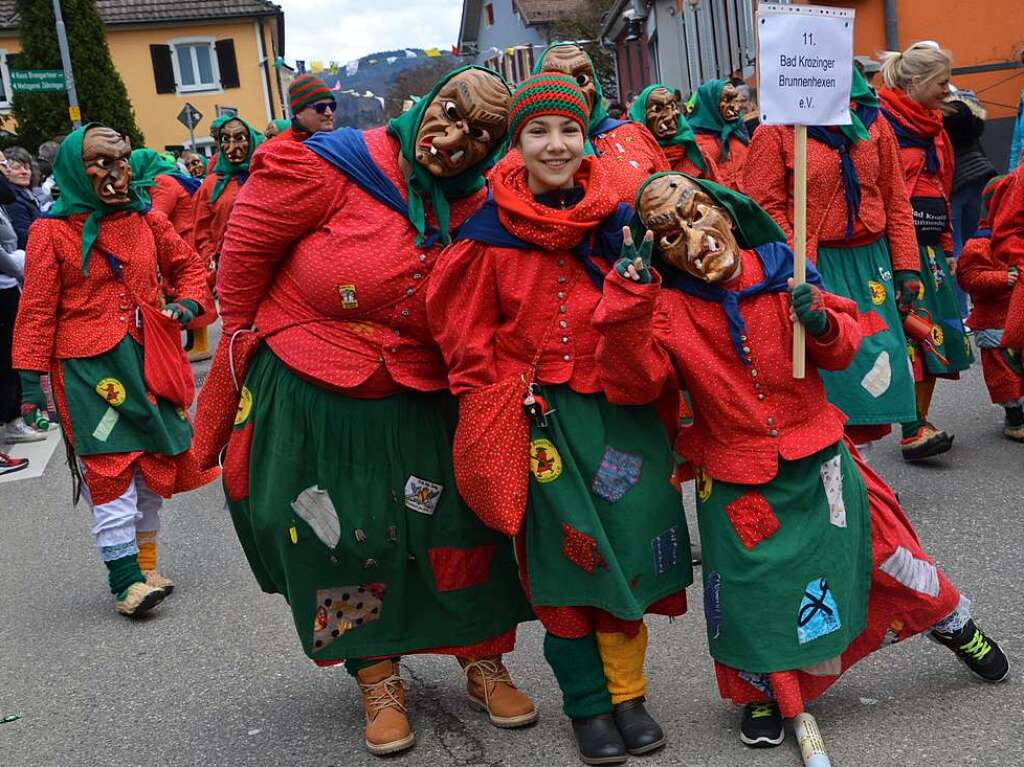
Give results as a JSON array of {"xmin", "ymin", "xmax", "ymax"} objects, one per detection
[
  {"xmin": 930, "ymin": 620, "xmax": 1010, "ymax": 683},
  {"xmin": 740, "ymin": 702, "xmax": 784, "ymax": 748}
]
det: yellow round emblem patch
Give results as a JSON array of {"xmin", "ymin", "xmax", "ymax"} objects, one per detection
[
  {"xmin": 235, "ymin": 386, "xmax": 253, "ymax": 426},
  {"xmin": 867, "ymin": 280, "xmax": 887, "ymax": 306},
  {"xmin": 697, "ymin": 469, "xmax": 713, "ymax": 503},
  {"xmin": 930, "ymin": 324, "xmax": 945, "ymax": 347},
  {"xmin": 95, "ymin": 378, "xmax": 126, "ymax": 407},
  {"xmin": 530, "ymin": 438, "xmax": 563, "ymax": 483}
]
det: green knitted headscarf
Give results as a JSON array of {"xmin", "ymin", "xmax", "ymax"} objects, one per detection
[
  {"xmin": 129, "ymin": 148, "xmax": 179, "ymax": 205},
  {"xmin": 210, "ymin": 117, "xmax": 262, "ymax": 203},
  {"xmin": 47, "ymin": 123, "xmax": 149, "ymax": 276},
  {"xmin": 634, "ymin": 171, "xmax": 785, "ymax": 250},
  {"xmin": 386, "ymin": 65, "xmax": 512, "ymax": 247},
  {"xmin": 533, "ymin": 43, "xmax": 609, "ymax": 137},
  {"xmin": 687, "ymin": 79, "xmax": 749, "ymax": 160},
  {"xmin": 629, "ymin": 84, "xmax": 707, "ymax": 173}
]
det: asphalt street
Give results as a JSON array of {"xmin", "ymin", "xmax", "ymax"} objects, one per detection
[{"xmin": 1, "ymin": 353, "xmax": 1022, "ymax": 767}]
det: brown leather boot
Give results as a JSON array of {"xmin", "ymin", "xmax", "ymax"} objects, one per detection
[
  {"xmin": 356, "ymin": 660, "xmax": 415, "ymax": 756},
  {"xmin": 461, "ymin": 656, "xmax": 538, "ymax": 728}
]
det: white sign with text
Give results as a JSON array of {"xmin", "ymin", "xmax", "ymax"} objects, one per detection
[{"xmin": 757, "ymin": 4, "xmax": 855, "ymax": 126}]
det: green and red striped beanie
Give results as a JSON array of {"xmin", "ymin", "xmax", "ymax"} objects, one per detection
[
  {"xmin": 509, "ymin": 74, "xmax": 590, "ymax": 144},
  {"xmin": 289, "ymin": 73, "xmax": 332, "ymax": 113}
]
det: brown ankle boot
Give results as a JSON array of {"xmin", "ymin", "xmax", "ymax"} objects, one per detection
[
  {"xmin": 461, "ymin": 656, "xmax": 538, "ymax": 728},
  {"xmin": 356, "ymin": 660, "xmax": 415, "ymax": 756}
]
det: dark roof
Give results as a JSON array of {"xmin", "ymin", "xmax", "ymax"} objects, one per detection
[
  {"xmin": 0, "ymin": 0, "xmax": 282, "ymax": 31},
  {"xmin": 513, "ymin": 0, "xmax": 589, "ymax": 26}
]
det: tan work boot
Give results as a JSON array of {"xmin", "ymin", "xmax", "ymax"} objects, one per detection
[
  {"xmin": 115, "ymin": 581, "xmax": 167, "ymax": 616},
  {"xmin": 356, "ymin": 660, "xmax": 415, "ymax": 756},
  {"xmin": 461, "ymin": 656, "xmax": 538, "ymax": 728},
  {"xmin": 143, "ymin": 570, "xmax": 175, "ymax": 596}
]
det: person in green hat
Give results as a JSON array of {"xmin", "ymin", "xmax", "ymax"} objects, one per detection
[
  {"xmin": 192, "ymin": 116, "xmax": 262, "ymax": 279},
  {"xmin": 688, "ymin": 78, "xmax": 750, "ymax": 189},
  {"xmin": 593, "ymin": 170, "xmax": 1009, "ymax": 751},
  {"xmin": 742, "ymin": 67, "xmax": 919, "ymax": 458},
  {"xmin": 11, "ymin": 123, "xmax": 216, "ymax": 617},
  {"xmin": 130, "ymin": 148, "xmax": 201, "ymax": 241},
  {"xmin": 628, "ymin": 84, "xmax": 718, "ymax": 180},
  {"xmin": 199, "ymin": 65, "xmax": 535, "ymax": 757},
  {"xmin": 535, "ymin": 42, "xmax": 668, "ymax": 203}
]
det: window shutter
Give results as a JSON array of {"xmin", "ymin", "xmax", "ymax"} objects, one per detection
[
  {"xmin": 215, "ymin": 39, "xmax": 240, "ymax": 89},
  {"xmin": 150, "ymin": 44, "xmax": 175, "ymax": 93}
]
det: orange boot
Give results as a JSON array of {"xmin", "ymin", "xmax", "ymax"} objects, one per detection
[
  {"xmin": 356, "ymin": 660, "xmax": 415, "ymax": 756},
  {"xmin": 461, "ymin": 656, "xmax": 538, "ymax": 728}
]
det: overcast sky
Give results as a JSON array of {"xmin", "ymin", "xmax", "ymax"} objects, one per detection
[{"xmin": 275, "ymin": 0, "xmax": 463, "ymax": 65}]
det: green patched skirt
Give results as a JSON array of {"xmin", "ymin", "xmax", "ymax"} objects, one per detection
[
  {"xmin": 227, "ymin": 350, "xmax": 533, "ymax": 661},
  {"xmin": 696, "ymin": 442, "xmax": 872, "ymax": 672},
  {"xmin": 524, "ymin": 386, "xmax": 693, "ymax": 618},
  {"xmin": 816, "ymin": 239, "xmax": 917, "ymax": 425},
  {"xmin": 912, "ymin": 244, "xmax": 974, "ymax": 378}
]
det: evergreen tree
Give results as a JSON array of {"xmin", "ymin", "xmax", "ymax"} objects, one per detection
[{"xmin": 12, "ymin": 0, "xmax": 143, "ymax": 149}]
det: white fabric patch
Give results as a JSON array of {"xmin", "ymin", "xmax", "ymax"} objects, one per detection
[
  {"xmin": 860, "ymin": 351, "xmax": 892, "ymax": 398},
  {"xmin": 404, "ymin": 475, "xmax": 444, "ymax": 515},
  {"xmin": 91, "ymin": 406, "xmax": 120, "ymax": 442},
  {"xmin": 879, "ymin": 545, "xmax": 940, "ymax": 597},
  {"xmin": 820, "ymin": 455, "xmax": 846, "ymax": 528},
  {"xmin": 800, "ymin": 655, "xmax": 842, "ymax": 677},
  {"xmin": 290, "ymin": 485, "xmax": 341, "ymax": 549}
]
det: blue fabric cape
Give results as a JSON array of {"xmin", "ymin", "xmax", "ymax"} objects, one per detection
[
  {"xmin": 170, "ymin": 173, "xmax": 202, "ymax": 197},
  {"xmin": 659, "ymin": 241, "xmax": 825, "ymax": 364},
  {"xmin": 305, "ymin": 127, "xmax": 445, "ymax": 247}
]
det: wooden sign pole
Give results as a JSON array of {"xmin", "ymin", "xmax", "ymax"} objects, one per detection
[{"xmin": 792, "ymin": 123, "xmax": 808, "ymax": 379}]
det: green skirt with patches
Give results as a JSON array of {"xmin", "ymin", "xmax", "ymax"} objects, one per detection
[
  {"xmin": 62, "ymin": 335, "xmax": 192, "ymax": 456},
  {"xmin": 696, "ymin": 442, "xmax": 872, "ymax": 672},
  {"xmin": 816, "ymin": 239, "xmax": 917, "ymax": 425},
  {"xmin": 227, "ymin": 350, "xmax": 533, "ymax": 661},
  {"xmin": 913, "ymin": 244, "xmax": 974, "ymax": 377},
  {"xmin": 524, "ymin": 386, "xmax": 693, "ymax": 618}
]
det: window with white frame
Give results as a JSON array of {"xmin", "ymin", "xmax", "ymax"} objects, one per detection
[
  {"xmin": 0, "ymin": 51, "xmax": 12, "ymax": 108},
  {"xmin": 171, "ymin": 39, "xmax": 219, "ymax": 93}
]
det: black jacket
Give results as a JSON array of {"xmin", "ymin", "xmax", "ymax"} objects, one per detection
[{"xmin": 2, "ymin": 183, "xmax": 39, "ymax": 250}]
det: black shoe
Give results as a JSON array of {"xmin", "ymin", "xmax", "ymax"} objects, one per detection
[
  {"xmin": 930, "ymin": 619, "xmax": 1010, "ymax": 683},
  {"xmin": 739, "ymin": 702, "xmax": 785, "ymax": 748},
  {"xmin": 613, "ymin": 697, "xmax": 666, "ymax": 755},
  {"xmin": 570, "ymin": 714, "xmax": 628, "ymax": 765}
]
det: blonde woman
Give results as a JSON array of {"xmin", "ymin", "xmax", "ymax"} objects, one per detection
[{"xmin": 879, "ymin": 42, "xmax": 973, "ymax": 461}]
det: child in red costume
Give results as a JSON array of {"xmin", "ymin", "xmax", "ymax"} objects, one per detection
[
  {"xmin": 13, "ymin": 125, "xmax": 216, "ymax": 616},
  {"xmin": 959, "ymin": 174, "xmax": 1024, "ymax": 440},
  {"xmin": 593, "ymin": 171, "xmax": 1009, "ymax": 750}
]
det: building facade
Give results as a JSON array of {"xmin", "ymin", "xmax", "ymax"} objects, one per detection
[
  {"xmin": 0, "ymin": 0, "xmax": 286, "ymax": 153},
  {"xmin": 458, "ymin": 0, "xmax": 591, "ymax": 85}
]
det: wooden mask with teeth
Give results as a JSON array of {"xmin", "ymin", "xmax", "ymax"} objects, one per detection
[
  {"xmin": 413, "ymin": 68, "xmax": 509, "ymax": 178},
  {"xmin": 645, "ymin": 87, "xmax": 681, "ymax": 140},
  {"xmin": 82, "ymin": 126, "xmax": 133, "ymax": 207},
  {"xmin": 719, "ymin": 83, "xmax": 742, "ymax": 123},
  {"xmin": 638, "ymin": 173, "xmax": 742, "ymax": 283},
  {"xmin": 218, "ymin": 119, "xmax": 250, "ymax": 164}
]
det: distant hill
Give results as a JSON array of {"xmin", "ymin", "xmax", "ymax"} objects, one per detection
[{"xmin": 316, "ymin": 48, "xmax": 460, "ymax": 101}]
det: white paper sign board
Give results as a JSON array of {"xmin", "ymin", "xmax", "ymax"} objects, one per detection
[{"xmin": 757, "ymin": 4, "xmax": 855, "ymax": 126}]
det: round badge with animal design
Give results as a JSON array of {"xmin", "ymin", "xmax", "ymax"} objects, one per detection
[
  {"xmin": 95, "ymin": 377, "xmax": 127, "ymax": 407},
  {"xmin": 867, "ymin": 280, "xmax": 887, "ymax": 306},
  {"xmin": 530, "ymin": 438, "xmax": 563, "ymax": 483}
]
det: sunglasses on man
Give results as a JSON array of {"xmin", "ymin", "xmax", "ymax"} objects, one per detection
[{"xmin": 311, "ymin": 101, "xmax": 336, "ymax": 114}]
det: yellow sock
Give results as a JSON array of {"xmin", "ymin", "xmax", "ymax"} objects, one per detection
[
  {"xmin": 136, "ymin": 531, "xmax": 158, "ymax": 571},
  {"xmin": 596, "ymin": 623, "xmax": 648, "ymax": 704}
]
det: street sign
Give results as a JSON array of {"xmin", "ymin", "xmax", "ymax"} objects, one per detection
[
  {"xmin": 177, "ymin": 103, "xmax": 203, "ymax": 130},
  {"xmin": 757, "ymin": 4, "xmax": 855, "ymax": 127},
  {"xmin": 10, "ymin": 69, "xmax": 66, "ymax": 93}
]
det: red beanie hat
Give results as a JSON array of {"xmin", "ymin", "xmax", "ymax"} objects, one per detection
[
  {"xmin": 289, "ymin": 73, "xmax": 332, "ymax": 113},
  {"xmin": 508, "ymin": 74, "xmax": 590, "ymax": 144}
]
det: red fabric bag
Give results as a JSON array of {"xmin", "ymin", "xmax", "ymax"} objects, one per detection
[
  {"xmin": 452, "ymin": 374, "xmax": 532, "ymax": 536},
  {"xmin": 137, "ymin": 301, "xmax": 196, "ymax": 408},
  {"xmin": 192, "ymin": 329, "xmax": 261, "ymax": 470}
]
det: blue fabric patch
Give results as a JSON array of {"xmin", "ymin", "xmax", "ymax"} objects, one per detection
[
  {"xmin": 797, "ymin": 578, "xmax": 842, "ymax": 645},
  {"xmin": 704, "ymin": 570, "xmax": 722, "ymax": 639},
  {"xmin": 592, "ymin": 446, "xmax": 643, "ymax": 503},
  {"xmin": 651, "ymin": 526, "xmax": 680, "ymax": 576},
  {"xmin": 100, "ymin": 541, "xmax": 139, "ymax": 562},
  {"xmin": 738, "ymin": 670, "xmax": 774, "ymax": 699}
]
